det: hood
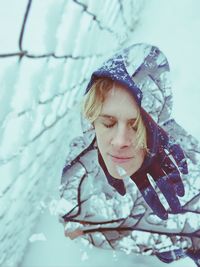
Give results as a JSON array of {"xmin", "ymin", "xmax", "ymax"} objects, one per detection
[{"xmin": 85, "ymin": 43, "xmax": 172, "ymax": 123}]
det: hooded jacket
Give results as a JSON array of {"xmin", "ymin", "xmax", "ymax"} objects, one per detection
[{"xmin": 58, "ymin": 43, "xmax": 200, "ymax": 262}]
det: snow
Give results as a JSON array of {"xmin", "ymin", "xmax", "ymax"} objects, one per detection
[
  {"xmin": 21, "ymin": 208, "xmax": 195, "ymax": 267},
  {"xmin": 0, "ymin": 0, "xmax": 27, "ymax": 53},
  {"xmin": 29, "ymin": 233, "xmax": 47, "ymax": 243},
  {"xmin": 20, "ymin": 0, "xmax": 200, "ymax": 266}
]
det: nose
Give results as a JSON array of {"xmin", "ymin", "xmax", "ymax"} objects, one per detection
[{"xmin": 110, "ymin": 124, "xmax": 133, "ymax": 148}]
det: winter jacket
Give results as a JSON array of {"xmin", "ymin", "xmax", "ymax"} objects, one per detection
[{"xmin": 58, "ymin": 43, "xmax": 200, "ymax": 264}]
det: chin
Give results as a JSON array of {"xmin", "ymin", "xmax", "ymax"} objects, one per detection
[{"xmin": 110, "ymin": 172, "xmax": 124, "ymax": 180}]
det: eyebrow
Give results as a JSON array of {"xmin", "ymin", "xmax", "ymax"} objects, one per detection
[{"xmin": 99, "ymin": 114, "xmax": 137, "ymax": 122}]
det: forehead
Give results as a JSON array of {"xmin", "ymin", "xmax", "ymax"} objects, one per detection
[{"xmin": 100, "ymin": 85, "xmax": 138, "ymax": 120}]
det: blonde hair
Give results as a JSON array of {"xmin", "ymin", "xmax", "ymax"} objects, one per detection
[{"xmin": 81, "ymin": 78, "xmax": 148, "ymax": 152}]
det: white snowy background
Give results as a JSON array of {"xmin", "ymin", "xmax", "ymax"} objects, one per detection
[{"xmin": 0, "ymin": 0, "xmax": 200, "ymax": 267}]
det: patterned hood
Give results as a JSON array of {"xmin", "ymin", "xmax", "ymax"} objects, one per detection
[{"xmin": 85, "ymin": 43, "xmax": 172, "ymax": 123}]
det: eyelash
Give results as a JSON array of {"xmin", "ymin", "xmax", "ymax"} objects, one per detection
[
  {"xmin": 103, "ymin": 123, "xmax": 137, "ymax": 131},
  {"xmin": 103, "ymin": 124, "xmax": 114, "ymax": 128}
]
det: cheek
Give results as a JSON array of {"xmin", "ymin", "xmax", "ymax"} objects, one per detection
[
  {"xmin": 96, "ymin": 134, "xmax": 107, "ymax": 151},
  {"xmin": 137, "ymin": 149, "xmax": 146, "ymax": 166},
  {"xmin": 136, "ymin": 146, "xmax": 145, "ymax": 158},
  {"xmin": 95, "ymin": 129, "xmax": 109, "ymax": 154}
]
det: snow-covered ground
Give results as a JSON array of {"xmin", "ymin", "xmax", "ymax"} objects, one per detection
[
  {"xmin": 20, "ymin": 0, "xmax": 200, "ymax": 266},
  {"xmin": 20, "ymin": 208, "xmax": 195, "ymax": 267}
]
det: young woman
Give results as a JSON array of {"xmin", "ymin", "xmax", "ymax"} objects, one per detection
[{"xmin": 58, "ymin": 43, "xmax": 200, "ymax": 265}]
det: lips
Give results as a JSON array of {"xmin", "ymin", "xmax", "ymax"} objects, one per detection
[
  {"xmin": 108, "ymin": 154, "xmax": 134, "ymax": 164},
  {"xmin": 110, "ymin": 154, "xmax": 133, "ymax": 159}
]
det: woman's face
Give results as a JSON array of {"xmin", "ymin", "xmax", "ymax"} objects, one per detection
[{"xmin": 94, "ymin": 84, "xmax": 146, "ymax": 179}]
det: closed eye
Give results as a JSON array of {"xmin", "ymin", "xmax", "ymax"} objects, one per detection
[
  {"xmin": 103, "ymin": 123, "xmax": 137, "ymax": 130},
  {"xmin": 103, "ymin": 123, "xmax": 115, "ymax": 128}
]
